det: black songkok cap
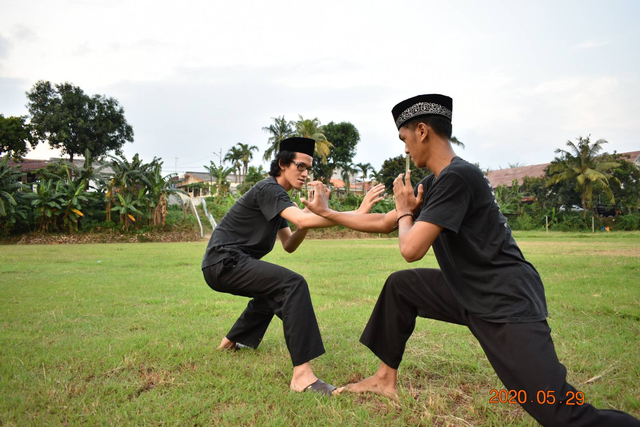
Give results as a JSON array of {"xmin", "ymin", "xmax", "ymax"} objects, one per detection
[
  {"xmin": 392, "ymin": 94, "xmax": 453, "ymax": 129},
  {"xmin": 279, "ymin": 137, "xmax": 315, "ymax": 157}
]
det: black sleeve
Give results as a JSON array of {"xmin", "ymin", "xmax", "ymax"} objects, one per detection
[
  {"xmin": 255, "ymin": 183, "xmax": 296, "ymax": 222},
  {"xmin": 416, "ymin": 172, "xmax": 471, "ymax": 233},
  {"xmin": 279, "ymin": 217, "xmax": 290, "ymax": 229}
]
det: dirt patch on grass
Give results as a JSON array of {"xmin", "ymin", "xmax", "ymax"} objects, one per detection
[{"xmin": 519, "ymin": 241, "xmax": 640, "ymax": 257}]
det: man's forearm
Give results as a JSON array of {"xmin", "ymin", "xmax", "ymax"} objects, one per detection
[{"xmin": 322, "ymin": 210, "xmax": 396, "ymax": 233}]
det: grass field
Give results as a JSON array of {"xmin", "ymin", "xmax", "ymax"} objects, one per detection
[{"xmin": 1, "ymin": 232, "xmax": 639, "ymax": 426}]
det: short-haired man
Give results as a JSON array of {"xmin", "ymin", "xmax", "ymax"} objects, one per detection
[
  {"xmin": 202, "ymin": 137, "xmax": 383, "ymax": 396},
  {"xmin": 303, "ymin": 96, "xmax": 640, "ymax": 425}
]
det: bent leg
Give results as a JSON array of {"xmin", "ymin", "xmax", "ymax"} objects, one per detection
[
  {"xmin": 204, "ymin": 256, "xmax": 325, "ymax": 366},
  {"xmin": 468, "ymin": 317, "xmax": 640, "ymax": 427},
  {"xmin": 360, "ymin": 268, "xmax": 463, "ymax": 369}
]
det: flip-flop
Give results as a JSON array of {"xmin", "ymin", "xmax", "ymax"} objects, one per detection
[{"xmin": 304, "ymin": 379, "xmax": 337, "ymax": 396}]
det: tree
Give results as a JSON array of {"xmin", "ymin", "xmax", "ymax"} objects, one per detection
[
  {"xmin": 310, "ymin": 121, "xmax": 360, "ymax": 184},
  {"xmin": 235, "ymin": 142, "xmax": 259, "ymax": 183},
  {"xmin": 600, "ymin": 153, "xmax": 640, "ymax": 214},
  {"xmin": 340, "ymin": 164, "xmax": 357, "ymax": 196},
  {"xmin": 0, "ymin": 115, "xmax": 36, "ymax": 160},
  {"xmin": 262, "ymin": 116, "xmax": 294, "ymax": 161},
  {"xmin": 450, "ymin": 135, "xmax": 465, "ymax": 148},
  {"xmin": 547, "ymin": 136, "xmax": 619, "ymax": 218},
  {"xmin": 224, "ymin": 146, "xmax": 243, "ymax": 183},
  {"xmin": 355, "ymin": 162, "xmax": 373, "ymax": 193},
  {"xmin": 204, "ymin": 161, "xmax": 235, "ymax": 196},
  {"xmin": 378, "ymin": 155, "xmax": 431, "ymax": 193},
  {"xmin": 294, "ymin": 116, "xmax": 333, "ymax": 163},
  {"xmin": 140, "ymin": 160, "xmax": 187, "ymax": 227},
  {"xmin": 26, "ymin": 80, "xmax": 134, "ymax": 164},
  {"xmin": 369, "ymin": 168, "xmax": 383, "ymax": 185}
]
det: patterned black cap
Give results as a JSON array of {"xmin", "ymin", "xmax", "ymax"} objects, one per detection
[
  {"xmin": 279, "ymin": 137, "xmax": 315, "ymax": 157},
  {"xmin": 392, "ymin": 94, "xmax": 453, "ymax": 129}
]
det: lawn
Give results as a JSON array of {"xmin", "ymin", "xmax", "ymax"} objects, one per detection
[{"xmin": 1, "ymin": 232, "xmax": 639, "ymax": 426}]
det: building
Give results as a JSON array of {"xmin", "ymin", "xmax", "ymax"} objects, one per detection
[{"xmin": 486, "ymin": 150, "xmax": 640, "ymax": 189}]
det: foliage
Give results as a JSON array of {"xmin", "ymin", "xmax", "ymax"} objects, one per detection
[
  {"xmin": 224, "ymin": 146, "xmax": 243, "ymax": 183},
  {"xmin": 262, "ymin": 116, "xmax": 294, "ymax": 161},
  {"xmin": 0, "ymin": 156, "xmax": 30, "ymax": 234},
  {"xmin": 547, "ymin": 136, "xmax": 619, "ymax": 218},
  {"xmin": 237, "ymin": 165, "xmax": 266, "ymax": 195},
  {"xmin": 310, "ymin": 121, "xmax": 360, "ymax": 184},
  {"xmin": 204, "ymin": 161, "xmax": 234, "ymax": 196},
  {"xmin": 236, "ymin": 142, "xmax": 259, "ymax": 183},
  {"xmin": 601, "ymin": 153, "xmax": 640, "ymax": 214},
  {"xmin": 379, "ymin": 155, "xmax": 431, "ymax": 193},
  {"xmin": 26, "ymin": 80, "xmax": 134, "ymax": 163},
  {"xmin": 0, "ymin": 115, "xmax": 36, "ymax": 159},
  {"xmin": 204, "ymin": 194, "xmax": 238, "ymax": 222},
  {"xmin": 294, "ymin": 116, "xmax": 333, "ymax": 163}
]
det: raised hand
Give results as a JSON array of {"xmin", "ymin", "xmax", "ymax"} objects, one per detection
[
  {"xmin": 301, "ymin": 181, "xmax": 331, "ymax": 216},
  {"xmin": 357, "ymin": 183, "xmax": 386, "ymax": 214},
  {"xmin": 393, "ymin": 170, "xmax": 423, "ymax": 215}
]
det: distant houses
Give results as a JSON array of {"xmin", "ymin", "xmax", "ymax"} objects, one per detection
[{"xmin": 486, "ymin": 150, "xmax": 639, "ymax": 189}]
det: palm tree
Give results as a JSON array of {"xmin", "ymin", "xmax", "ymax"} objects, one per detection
[
  {"xmin": 294, "ymin": 116, "xmax": 333, "ymax": 163},
  {"xmin": 204, "ymin": 161, "xmax": 235, "ymax": 196},
  {"xmin": 235, "ymin": 142, "xmax": 259, "ymax": 183},
  {"xmin": 340, "ymin": 164, "xmax": 357, "ymax": 196},
  {"xmin": 450, "ymin": 136, "xmax": 465, "ymax": 148},
  {"xmin": 355, "ymin": 162, "xmax": 373, "ymax": 194},
  {"xmin": 262, "ymin": 116, "xmax": 294, "ymax": 161},
  {"xmin": 224, "ymin": 146, "xmax": 243, "ymax": 183},
  {"xmin": 369, "ymin": 168, "xmax": 383, "ymax": 185},
  {"xmin": 547, "ymin": 136, "xmax": 620, "ymax": 218}
]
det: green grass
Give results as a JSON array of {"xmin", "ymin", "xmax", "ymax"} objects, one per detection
[{"xmin": 1, "ymin": 232, "xmax": 639, "ymax": 426}]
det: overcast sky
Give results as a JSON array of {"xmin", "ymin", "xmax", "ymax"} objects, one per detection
[{"xmin": 1, "ymin": 0, "xmax": 639, "ymax": 175}]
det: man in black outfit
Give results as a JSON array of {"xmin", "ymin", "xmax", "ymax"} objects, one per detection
[
  {"xmin": 202, "ymin": 137, "xmax": 383, "ymax": 396},
  {"xmin": 303, "ymin": 95, "xmax": 640, "ymax": 425}
]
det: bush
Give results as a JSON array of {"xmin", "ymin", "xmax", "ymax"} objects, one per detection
[{"xmin": 613, "ymin": 213, "xmax": 640, "ymax": 231}]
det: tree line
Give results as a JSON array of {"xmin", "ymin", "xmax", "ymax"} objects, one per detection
[{"xmin": 1, "ymin": 80, "xmax": 639, "ymax": 236}]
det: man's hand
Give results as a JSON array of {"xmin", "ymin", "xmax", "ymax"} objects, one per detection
[
  {"xmin": 393, "ymin": 170, "xmax": 424, "ymax": 215},
  {"xmin": 301, "ymin": 181, "xmax": 331, "ymax": 217},
  {"xmin": 356, "ymin": 183, "xmax": 386, "ymax": 214}
]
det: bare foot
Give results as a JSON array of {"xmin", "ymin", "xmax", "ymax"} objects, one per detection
[
  {"xmin": 218, "ymin": 337, "xmax": 236, "ymax": 350},
  {"xmin": 340, "ymin": 374, "xmax": 398, "ymax": 398}
]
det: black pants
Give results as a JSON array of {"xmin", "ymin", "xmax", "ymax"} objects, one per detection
[
  {"xmin": 202, "ymin": 255, "xmax": 325, "ymax": 367},
  {"xmin": 360, "ymin": 268, "xmax": 640, "ymax": 427}
]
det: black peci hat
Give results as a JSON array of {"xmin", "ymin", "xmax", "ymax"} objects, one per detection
[
  {"xmin": 392, "ymin": 94, "xmax": 453, "ymax": 129},
  {"xmin": 279, "ymin": 137, "xmax": 315, "ymax": 157}
]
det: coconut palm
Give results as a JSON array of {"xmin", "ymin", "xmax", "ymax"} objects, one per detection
[
  {"xmin": 224, "ymin": 146, "xmax": 243, "ymax": 183},
  {"xmin": 294, "ymin": 116, "xmax": 333, "ymax": 163},
  {"xmin": 451, "ymin": 136, "xmax": 465, "ymax": 148},
  {"xmin": 262, "ymin": 116, "xmax": 294, "ymax": 161},
  {"xmin": 340, "ymin": 164, "xmax": 357, "ymax": 196},
  {"xmin": 355, "ymin": 162, "xmax": 373, "ymax": 194},
  {"xmin": 235, "ymin": 142, "xmax": 259, "ymax": 183},
  {"xmin": 547, "ymin": 136, "xmax": 620, "ymax": 218}
]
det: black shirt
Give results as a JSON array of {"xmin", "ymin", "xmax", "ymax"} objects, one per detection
[
  {"xmin": 416, "ymin": 157, "xmax": 548, "ymax": 323},
  {"xmin": 202, "ymin": 177, "xmax": 294, "ymax": 268}
]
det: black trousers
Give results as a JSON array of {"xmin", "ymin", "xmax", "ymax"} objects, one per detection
[
  {"xmin": 361, "ymin": 268, "xmax": 640, "ymax": 427},
  {"xmin": 202, "ymin": 255, "xmax": 325, "ymax": 367}
]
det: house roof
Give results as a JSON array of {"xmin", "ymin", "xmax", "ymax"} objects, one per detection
[
  {"xmin": 621, "ymin": 150, "xmax": 640, "ymax": 164},
  {"xmin": 486, "ymin": 163, "xmax": 549, "ymax": 188}
]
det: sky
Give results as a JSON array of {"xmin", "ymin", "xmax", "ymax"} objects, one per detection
[{"xmin": 1, "ymin": 0, "xmax": 639, "ymax": 176}]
